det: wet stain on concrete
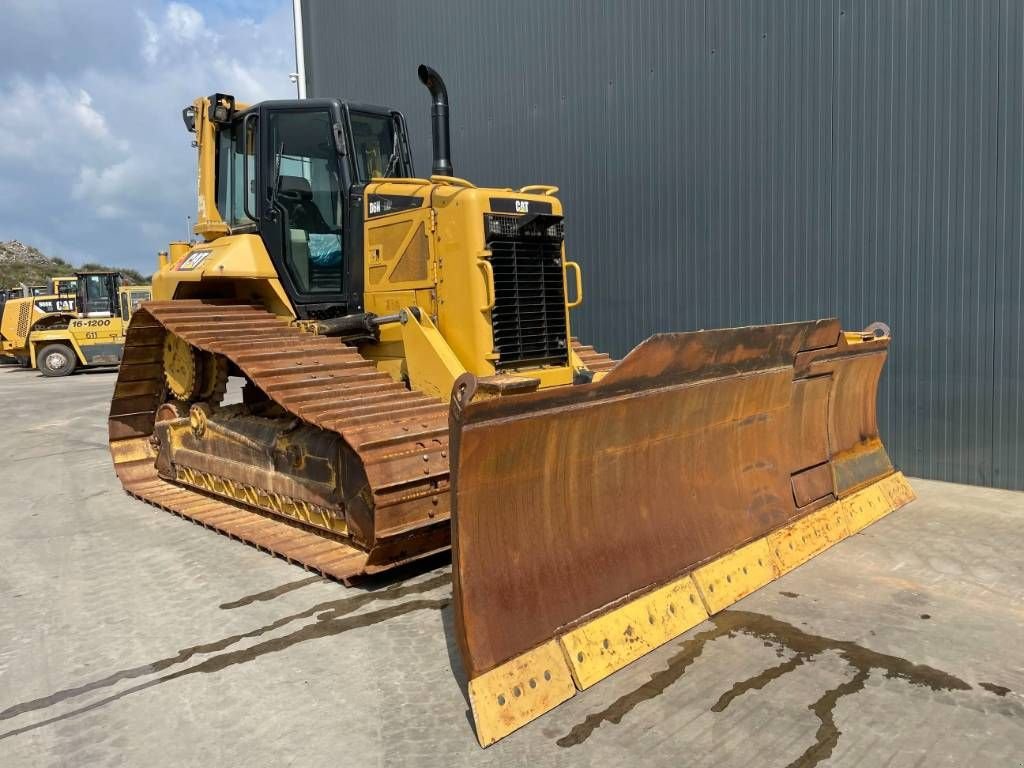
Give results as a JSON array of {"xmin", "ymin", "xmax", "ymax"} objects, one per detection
[
  {"xmin": 780, "ymin": 591, "xmax": 800, "ymax": 599},
  {"xmin": 980, "ymin": 682, "xmax": 1011, "ymax": 697},
  {"xmin": 1, "ymin": 597, "xmax": 450, "ymax": 742},
  {"xmin": 557, "ymin": 609, "xmax": 1009, "ymax": 766},
  {"xmin": 0, "ymin": 571, "xmax": 451, "ymax": 737},
  {"xmin": 556, "ymin": 623, "xmax": 722, "ymax": 748},
  {"xmin": 711, "ymin": 656, "xmax": 804, "ymax": 712},
  {"xmin": 793, "ymin": 667, "xmax": 871, "ymax": 767},
  {"xmin": 219, "ymin": 575, "xmax": 324, "ymax": 610}
]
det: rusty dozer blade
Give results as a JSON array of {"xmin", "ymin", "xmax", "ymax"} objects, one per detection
[{"xmin": 447, "ymin": 318, "xmax": 916, "ymax": 746}]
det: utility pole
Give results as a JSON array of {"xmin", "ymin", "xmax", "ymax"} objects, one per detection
[{"xmin": 290, "ymin": 0, "xmax": 307, "ymax": 99}]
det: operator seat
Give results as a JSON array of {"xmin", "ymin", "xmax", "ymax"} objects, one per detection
[{"xmin": 277, "ymin": 176, "xmax": 331, "ymax": 233}]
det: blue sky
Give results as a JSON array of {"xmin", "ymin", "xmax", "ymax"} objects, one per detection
[{"xmin": 0, "ymin": 0, "xmax": 295, "ymax": 274}]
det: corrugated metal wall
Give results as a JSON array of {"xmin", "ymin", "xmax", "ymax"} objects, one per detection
[{"xmin": 303, "ymin": 0, "xmax": 1024, "ymax": 489}]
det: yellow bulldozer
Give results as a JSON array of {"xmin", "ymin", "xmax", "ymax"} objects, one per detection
[
  {"xmin": 1, "ymin": 272, "xmax": 151, "ymax": 375},
  {"xmin": 108, "ymin": 66, "xmax": 914, "ymax": 746}
]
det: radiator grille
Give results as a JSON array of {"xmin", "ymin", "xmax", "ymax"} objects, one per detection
[{"xmin": 484, "ymin": 214, "xmax": 569, "ymax": 369}]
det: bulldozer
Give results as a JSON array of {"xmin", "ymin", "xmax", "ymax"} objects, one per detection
[{"xmin": 107, "ymin": 65, "xmax": 914, "ymax": 746}]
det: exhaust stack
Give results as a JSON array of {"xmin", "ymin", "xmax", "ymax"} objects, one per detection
[{"xmin": 417, "ymin": 64, "xmax": 453, "ymax": 177}]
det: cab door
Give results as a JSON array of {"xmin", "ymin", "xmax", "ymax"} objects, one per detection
[
  {"xmin": 74, "ymin": 274, "xmax": 123, "ymax": 360},
  {"xmin": 257, "ymin": 102, "xmax": 353, "ymax": 318},
  {"xmin": 78, "ymin": 273, "xmax": 121, "ymax": 319}
]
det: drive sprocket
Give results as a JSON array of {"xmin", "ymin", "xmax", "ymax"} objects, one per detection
[
  {"xmin": 163, "ymin": 333, "xmax": 229, "ymax": 406},
  {"xmin": 163, "ymin": 332, "xmax": 201, "ymax": 401}
]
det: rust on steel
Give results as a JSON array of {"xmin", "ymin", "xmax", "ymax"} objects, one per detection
[
  {"xmin": 448, "ymin": 319, "xmax": 895, "ymax": 678},
  {"xmin": 108, "ymin": 300, "xmax": 615, "ymax": 582}
]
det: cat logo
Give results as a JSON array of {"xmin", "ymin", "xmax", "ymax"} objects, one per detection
[
  {"xmin": 515, "ymin": 200, "xmax": 530, "ymax": 213},
  {"xmin": 178, "ymin": 249, "xmax": 211, "ymax": 271},
  {"xmin": 34, "ymin": 298, "xmax": 75, "ymax": 313}
]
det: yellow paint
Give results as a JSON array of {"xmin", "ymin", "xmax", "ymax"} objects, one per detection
[
  {"xmin": 844, "ymin": 328, "xmax": 891, "ymax": 345},
  {"xmin": 152, "ymin": 234, "xmax": 293, "ymax": 318},
  {"xmin": 842, "ymin": 482, "xmax": 895, "ymax": 534},
  {"xmin": 399, "ymin": 310, "xmax": 466, "ymax": 400},
  {"xmin": 769, "ymin": 502, "xmax": 851, "ymax": 575},
  {"xmin": 468, "ymin": 640, "xmax": 576, "ymax": 747},
  {"xmin": 427, "ymin": 182, "xmax": 580, "ymax": 384},
  {"xmin": 362, "ymin": 202, "xmax": 434, "ymax": 291},
  {"xmin": 691, "ymin": 538, "xmax": 780, "ymax": 613},
  {"xmin": 189, "ymin": 95, "xmax": 248, "ymax": 241},
  {"xmin": 174, "ymin": 465, "xmax": 346, "ymax": 535},
  {"xmin": 880, "ymin": 471, "xmax": 916, "ymax": 508},
  {"xmin": 109, "ymin": 437, "xmax": 156, "ymax": 465},
  {"xmin": 163, "ymin": 332, "xmax": 199, "ymax": 400},
  {"xmin": 564, "ymin": 261, "xmax": 583, "ymax": 308},
  {"xmin": 168, "ymin": 241, "xmax": 190, "ymax": 270},
  {"xmin": 559, "ymin": 576, "xmax": 707, "ymax": 689}
]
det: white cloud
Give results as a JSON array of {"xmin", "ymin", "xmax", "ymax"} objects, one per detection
[
  {"xmin": 166, "ymin": 3, "xmax": 206, "ymax": 42},
  {"xmin": 0, "ymin": 1, "xmax": 295, "ymax": 273},
  {"xmin": 72, "ymin": 158, "xmax": 148, "ymax": 219},
  {"xmin": 70, "ymin": 88, "xmax": 113, "ymax": 140},
  {"xmin": 141, "ymin": 14, "xmax": 161, "ymax": 65},
  {"xmin": 141, "ymin": 2, "xmax": 218, "ymax": 64},
  {"xmin": 0, "ymin": 77, "xmax": 122, "ymax": 171}
]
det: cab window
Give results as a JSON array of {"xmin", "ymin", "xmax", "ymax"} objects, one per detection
[
  {"xmin": 349, "ymin": 112, "xmax": 408, "ymax": 182},
  {"xmin": 130, "ymin": 290, "xmax": 150, "ymax": 311},
  {"xmin": 81, "ymin": 274, "xmax": 116, "ymax": 317},
  {"xmin": 267, "ymin": 110, "xmax": 344, "ymax": 294},
  {"xmin": 216, "ymin": 117, "xmax": 256, "ymax": 227}
]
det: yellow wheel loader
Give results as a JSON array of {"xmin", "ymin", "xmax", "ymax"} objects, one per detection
[
  {"xmin": 1, "ymin": 280, "xmax": 79, "ymax": 367},
  {"xmin": 107, "ymin": 66, "xmax": 914, "ymax": 746},
  {"xmin": 26, "ymin": 273, "xmax": 151, "ymax": 377}
]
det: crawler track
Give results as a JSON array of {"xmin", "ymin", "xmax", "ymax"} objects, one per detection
[{"xmin": 108, "ymin": 299, "xmax": 614, "ymax": 582}]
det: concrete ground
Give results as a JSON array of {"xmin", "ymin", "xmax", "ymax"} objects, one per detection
[{"xmin": 0, "ymin": 366, "xmax": 1021, "ymax": 768}]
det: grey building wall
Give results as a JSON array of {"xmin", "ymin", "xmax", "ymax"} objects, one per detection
[{"xmin": 302, "ymin": 0, "xmax": 1024, "ymax": 490}]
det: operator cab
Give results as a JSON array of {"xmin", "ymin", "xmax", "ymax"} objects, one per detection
[
  {"xmin": 76, "ymin": 272, "xmax": 122, "ymax": 318},
  {"xmin": 187, "ymin": 95, "xmax": 414, "ymax": 318}
]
